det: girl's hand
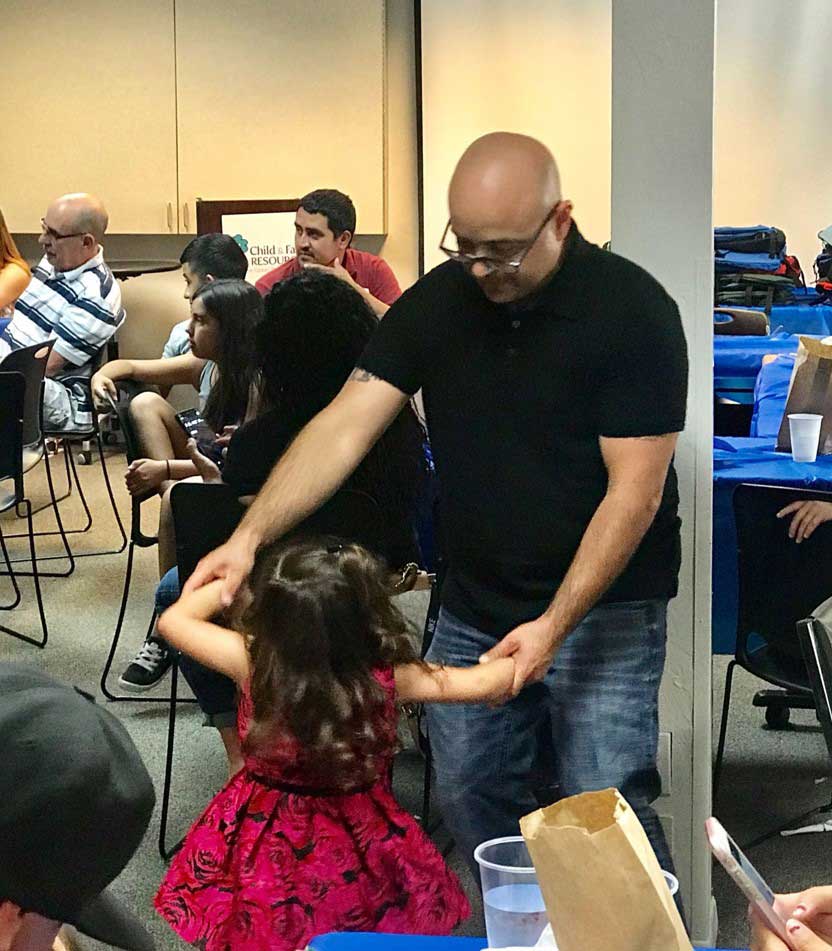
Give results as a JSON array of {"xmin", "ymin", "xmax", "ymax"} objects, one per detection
[
  {"xmin": 750, "ymin": 912, "xmax": 831, "ymax": 951},
  {"xmin": 186, "ymin": 438, "xmax": 223, "ymax": 484},
  {"xmin": 124, "ymin": 458, "xmax": 167, "ymax": 496},
  {"xmin": 776, "ymin": 500, "xmax": 832, "ymax": 543},
  {"xmin": 214, "ymin": 425, "xmax": 238, "ymax": 448},
  {"xmin": 91, "ymin": 371, "xmax": 118, "ymax": 406}
]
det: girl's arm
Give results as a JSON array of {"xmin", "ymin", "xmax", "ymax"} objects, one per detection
[
  {"xmin": 157, "ymin": 579, "xmax": 250, "ymax": 686},
  {"xmin": 92, "ymin": 353, "xmax": 206, "ymax": 402},
  {"xmin": 394, "ymin": 658, "xmax": 515, "ymax": 704}
]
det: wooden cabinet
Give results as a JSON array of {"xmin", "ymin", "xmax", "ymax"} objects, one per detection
[
  {"xmin": 2, "ymin": 1, "xmax": 386, "ymax": 235},
  {"xmin": 0, "ymin": 0, "xmax": 178, "ymax": 234}
]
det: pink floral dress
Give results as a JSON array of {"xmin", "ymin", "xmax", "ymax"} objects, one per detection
[{"xmin": 154, "ymin": 667, "xmax": 470, "ymax": 950}]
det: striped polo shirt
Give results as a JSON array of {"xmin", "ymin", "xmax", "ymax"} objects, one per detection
[{"xmin": 0, "ymin": 248, "xmax": 125, "ymax": 428}]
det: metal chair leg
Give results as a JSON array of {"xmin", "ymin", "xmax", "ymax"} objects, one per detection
[
  {"xmin": 22, "ymin": 432, "xmax": 128, "ymax": 558},
  {"xmin": 159, "ymin": 656, "xmax": 184, "ymax": 861},
  {"xmin": 94, "ymin": 428, "xmax": 128, "ymax": 553},
  {"xmin": 0, "ymin": 501, "xmax": 48, "ymax": 648},
  {"xmin": 713, "ymin": 659, "xmax": 736, "ymax": 804}
]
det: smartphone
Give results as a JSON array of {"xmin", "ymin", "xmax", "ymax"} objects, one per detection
[
  {"xmin": 175, "ymin": 409, "xmax": 224, "ymax": 465},
  {"xmin": 175, "ymin": 408, "xmax": 216, "ymax": 444},
  {"xmin": 706, "ymin": 817, "xmax": 793, "ymax": 947}
]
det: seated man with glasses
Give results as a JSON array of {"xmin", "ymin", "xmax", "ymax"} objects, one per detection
[{"xmin": 0, "ymin": 192, "xmax": 124, "ymax": 431}]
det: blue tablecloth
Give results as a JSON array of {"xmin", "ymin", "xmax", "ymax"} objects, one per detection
[
  {"xmin": 714, "ymin": 332, "xmax": 812, "ymax": 380},
  {"xmin": 769, "ymin": 302, "xmax": 832, "ymax": 336},
  {"xmin": 712, "ymin": 437, "xmax": 832, "ymax": 652},
  {"xmin": 308, "ymin": 935, "xmax": 731, "ymax": 950}
]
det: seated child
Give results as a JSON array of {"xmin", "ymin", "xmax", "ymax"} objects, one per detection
[{"xmin": 155, "ymin": 537, "xmax": 515, "ymax": 951}]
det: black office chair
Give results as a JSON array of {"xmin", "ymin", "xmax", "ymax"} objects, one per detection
[
  {"xmin": 98, "ymin": 389, "xmax": 167, "ymax": 701},
  {"xmin": 713, "ymin": 483, "xmax": 832, "ymax": 803},
  {"xmin": 0, "ymin": 371, "xmax": 48, "ymax": 648},
  {"xmin": 0, "ymin": 341, "xmax": 75, "ymax": 578},
  {"xmin": 746, "ymin": 609, "xmax": 832, "ymax": 843},
  {"xmin": 40, "ymin": 347, "xmax": 127, "ymax": 558}
]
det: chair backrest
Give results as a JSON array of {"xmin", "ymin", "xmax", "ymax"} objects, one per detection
[
  {"xmin": 104, "ymin": 391, "xmax": 144, "ymax": 464},
  {"xmin": 734, "ymin": 483, "xmax": 832, "ymax": 663},
  {"xmin": 171, "ymin": 482, "xmax": 246, "ymax": 584},
  {"xmin": 798, "ymin": 616, "xmax": 832, "ymax": 769},
  {"xmin": 171, "ymin": 482, "xmax": 406, "ymax": 588},
  {"xmin": 0, "ymin": 372, "xmax": 26, "ymax": 498},
  {"xmin": 0, "ymin": 340, "xmax": 55, "ymax": 446}
]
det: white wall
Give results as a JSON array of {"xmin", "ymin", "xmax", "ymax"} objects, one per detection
[
  {"xmin": 417, "ymin": 0, "xmax": 831, "ymax": 282},
  {"xmin": 715, "ymin": 0, "xmax": 831, "ymax": 274},
  {"xmin": 420, "ymin": 0, "xmax": 611, "ymax": 272},
  {"xmin": 612, "ymin": 0, "xmax": 715, "ymax": 939}
]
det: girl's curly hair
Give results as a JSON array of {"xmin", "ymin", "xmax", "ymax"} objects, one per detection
[{"xmin": 240, "ymin": 537, "xmax": 423, "ymax": 787}]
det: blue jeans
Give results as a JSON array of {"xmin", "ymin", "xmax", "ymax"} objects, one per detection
[
  {"xmin": 425, "ymin": 600, "xmax": 673, "ymax": 879},
  {"xmin": 156, "ymin": 567, "xmax": 237, "ymax": 728}
]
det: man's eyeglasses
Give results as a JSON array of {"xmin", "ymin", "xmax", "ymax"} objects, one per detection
[
  {"xmin": 439, "ymin": 204, "xmax": 559, "ymax": 275},
  {"xmin": 40, "ymin": 219, "xmax": 88, "ymax": 242}
]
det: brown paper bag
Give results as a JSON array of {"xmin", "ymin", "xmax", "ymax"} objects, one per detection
[
  {"xmin": 776, "ymin": 336, "xmax": 832, "ymax": 453},
  {"xmin": 520, "ymin": 788, "xmax": 691, "ymax": 951}
]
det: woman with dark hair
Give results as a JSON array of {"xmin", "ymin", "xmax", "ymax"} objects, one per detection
[
  {"xmin": 134, "ymin": 270, "xmax": 430, "ymax": 768},
  {"xmin": 92, "ymin": 278, "xmax": 263, "ymax": 498}
]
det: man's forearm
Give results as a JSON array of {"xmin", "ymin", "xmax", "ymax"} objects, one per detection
[{"xmin": 542, "ymin": 488, "xmax": 662, "ymax": 647}]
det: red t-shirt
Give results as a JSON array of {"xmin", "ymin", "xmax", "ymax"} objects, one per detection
[{"xmin": 254, "ymin": 248, "xmax": 402, "ymax": 305}]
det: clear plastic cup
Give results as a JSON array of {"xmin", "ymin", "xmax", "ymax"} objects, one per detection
[
  {"xmin": 474, "ymin": 836, "xmax": 548, "ymax": 948},
  {"xmin": 788, "ymin": 413, "xmax": 823, "ymax": 463}
]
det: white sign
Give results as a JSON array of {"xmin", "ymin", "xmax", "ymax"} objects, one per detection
[{"xmin": 221, "ymin": 211, "xmax": 297, "ymax": 280}]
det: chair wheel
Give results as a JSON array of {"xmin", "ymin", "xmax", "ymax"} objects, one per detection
[
  {"xmin": 102, "ymin": 431, "xmax": 115, "ymax": 445},
  {"xmin": 765, "ymin": 704, "xmax": 791, "ymax": 729},
  {"xmin": 77, "ymin": 450, "xmax": 92, "ymax": 465}
]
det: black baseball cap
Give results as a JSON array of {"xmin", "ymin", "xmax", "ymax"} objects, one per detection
[{"xmin": 0, "ymin": 665, "xmax": 155, "ymax": 950}]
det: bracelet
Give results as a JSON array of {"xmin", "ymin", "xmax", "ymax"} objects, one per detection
[{"xmin": 165, "ymin": 459, "xmax": 171, "ymax": 480}]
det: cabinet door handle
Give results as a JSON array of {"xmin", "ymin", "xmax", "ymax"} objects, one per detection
[
  {"xmin": 183, "ymin": 202, "xmax": 190, "ymax": 231},
  {"xmin": 166, "ymin": 202, "xmax": 173, "ymax": 232}
]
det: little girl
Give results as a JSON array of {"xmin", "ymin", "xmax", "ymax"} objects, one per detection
[{"xmin": 154, "ymin": 538, "xmax": 515, "ymax": 951}]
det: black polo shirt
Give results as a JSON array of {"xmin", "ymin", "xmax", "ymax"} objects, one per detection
[{"xmin": 357, "ymin": 224, "xmax": 688, "ymax": 636}]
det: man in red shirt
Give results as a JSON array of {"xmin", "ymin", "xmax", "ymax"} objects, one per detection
[{"xmin": 255, "ymin": 189, "xmax": 401, "ymax": 316}]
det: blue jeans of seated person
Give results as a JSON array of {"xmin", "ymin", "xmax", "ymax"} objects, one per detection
[
  {"xmin": 156, "ymin": 567, "xmax": 237, "ymax": 729},
  {"xmin": 425, "ymin": 600, "xmax": 674, "ymax": 884}
]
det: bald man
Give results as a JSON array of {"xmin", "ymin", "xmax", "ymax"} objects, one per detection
[
  {"xmin": 184, "ymin": 133, "xmax": 688, "ymax": 884},
  {"xmin": 0, "ymin": 194, "xmax": 125, "ymax": 431}
]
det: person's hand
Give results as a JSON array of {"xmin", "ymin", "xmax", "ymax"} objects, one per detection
[
  {"xmin": 478, "ymin": 615, "xmax": 558, "ymax": 696},
  {"xmin": 750, "ymin": 887, "xmax": 832, "ymax": 951},
  {"xmin": 213, "ymin": 425, "xmax": 238, "ymax": 449},
  {"xmin": 776, "ymin": 500, "xmax": 832, "ymax": 543},
  {"xmin": 186, "ymin": 438, "xmax": 222, "ymax": 484},
  {"xmin": 91, "ymin": 371, "xmax": 117, "ymax": 406},
  {"xmin": 182, "ymin": 529, "xmax": 258, "ymax": 606},
  {"xmin": 124, "ymin": 458, "xmax": 167, "ymax": 496},
  {"xmin": 775, "ymin": 888, "xmax": 832, "ymax": 943},
  {"xmin": 750, "ymin": 909, "xmax": 831, "ymax": 950},
  {"xmin": 304, "ymin": 258, "xmax": 362, "ymax": 293}
]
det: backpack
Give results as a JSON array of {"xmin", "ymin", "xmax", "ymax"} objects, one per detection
[
  {"xmin": 715, "ymin": 271, "xmax": 797, "ymax": 315},
  {"xmin": 714, "ymin": 226, "xmax": 786, "ymax": 257},
  {"xmin": 815, "ymin": 247, "xmax": 832, "ymax": 283}
]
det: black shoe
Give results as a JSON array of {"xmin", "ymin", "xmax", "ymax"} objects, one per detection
[{"xmin": 118, "ymin": 636, "xmax": 172, "ymax": 692}]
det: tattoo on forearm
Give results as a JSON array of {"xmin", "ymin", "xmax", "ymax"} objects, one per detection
[{"xmin": 349, "ymin": 368, "xmax": 381, "ymax": 383}]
